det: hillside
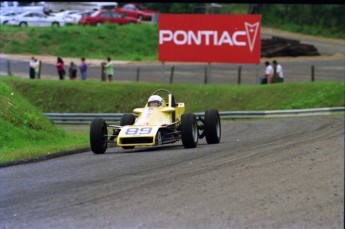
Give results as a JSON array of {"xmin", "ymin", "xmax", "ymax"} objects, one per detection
[
  {"xmin": 0, "ymin": 82, "xmax": 88, "ymax": 162},
  {"xmin": 1, "ymin": 77, "xmax": 344, "ymax": 113}
]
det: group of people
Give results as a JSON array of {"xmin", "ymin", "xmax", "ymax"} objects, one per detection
[
  {"xmin": 29, "ymin": 56, "xmax": 114, "ymax": 81},
  {"xmin": 260, "ymin": 60, "xmax": 284, "ymax": 84},
  {"xmin": 54, "ymin": 57, "xmax": 88, "ymax": 81}
]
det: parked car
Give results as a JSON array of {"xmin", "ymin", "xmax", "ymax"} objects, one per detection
[
  {"xmin": 0, "ymin": 1, "xmax": 45, "ymax": 14},
  {"xmin": 115, "ymin": 3, "xmax": 157, "ymax": 21},
  {"xmin": 0, "ymin": 11, "xmax": 21, "ymax": 24},
  {"xmin": 63, "ymin": 10, "xmax": 94, "ymax": 25},
  {"xmin": 44, "ymin": 2, "xmax": 118, "ymax": 14},
  {"xmin": 79, "ymin": 10, "xmax": 140, "ymax": 26},
  {"xmin": 7, "ymin": 11, "xmax": 66, "ymax": 27}
]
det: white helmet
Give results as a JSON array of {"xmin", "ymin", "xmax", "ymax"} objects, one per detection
[{"xmin": 148, "ymin": 95, "xmax": 163, "ymax": 107}]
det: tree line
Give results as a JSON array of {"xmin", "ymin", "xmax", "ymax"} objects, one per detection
[{"xmin": 139, "ymin": 3, "xmax": 344, "ymax": 38}]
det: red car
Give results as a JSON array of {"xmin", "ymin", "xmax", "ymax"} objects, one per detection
[
  {"xmin": 79, "ymin": 10, "xmax": 140, "ymax": 26},
  {"xmin": 115, "ymin": 4, "xmax": 157, "ymax": 21}
]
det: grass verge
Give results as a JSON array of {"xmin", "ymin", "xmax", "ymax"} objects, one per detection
[
  {"xmin": 0, "ymin": 82, "xmax": 89, "ymax": 163},
  {"xmin": 1, "ymin": 76, "xmax": 344, "ymax": 113}
]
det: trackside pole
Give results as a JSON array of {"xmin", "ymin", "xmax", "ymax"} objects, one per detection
[
  {"xmin": 208, "ymin": 62, "xmax": 211, "ymax": 83},
  {"xmin": 7, "ymin": 60, "xmax": 12, "ymax": 76},
  {"xmin": 136, "ymin": 67, "xmax": 140, "ymax": 82},
  {"xmin": 170, "ymin": 66, "xmax": 175, "ymax": 84},
  {"xmin": 160, "ymin": 62, "xmax": 165, "ymax": 83},
  {"xmin": 311, "ymin": 65, "xmax": 315, "ymax": 82},
  {"xmin": 256, "ymin": 64, "xmax": 259, "ymax": 84}
]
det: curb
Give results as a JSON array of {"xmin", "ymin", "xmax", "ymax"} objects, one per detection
[{"xmin": 0, "ymin": 147, "xmax": 90, "ymax": 168}]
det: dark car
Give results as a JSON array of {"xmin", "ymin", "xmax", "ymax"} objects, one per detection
[
  {"xmin": 79, "ymin": 10, "xmax": 140, "ymax": 26},
  {"xmin": 115, "ymin": 4, "xmax": 157, "ymax": 21}
]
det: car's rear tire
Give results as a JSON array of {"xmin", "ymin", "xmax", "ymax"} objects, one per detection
[
  {"xmin": 51, "ymin": 22, "xmax": 60, "ymax": 27},
  {"xmin": 90, "ymin": 118, "xmax": 108, "ymax": 154},
  {"xmin": 120, "ymin": 113, "xmax": 136, "ymax": 149},
  {"xmin": 181, "ymin": 113, "xmax": 198, "ymax": 148},
  {"xmin": 95, "ymin": 21, "xmax": 102, "ymax": 26},
  {"xmin": 19, "ymin": 22, "xmax": 27, "ymax": 27},
  {"xmin": 204, "ymin": 109, "xmax": 221, "ymax": 144}
]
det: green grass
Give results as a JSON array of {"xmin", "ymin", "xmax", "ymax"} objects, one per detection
[
  {"xmin": 0, "ymin": 24, "xmax": 158, "ymax": 61},
  {"xmin": 1, "ymin": 77, "xmax": 344, "ymax": 113},
  {"xmin": 0, "ymin": 82, "xmax": 89, "ymax": 163}
]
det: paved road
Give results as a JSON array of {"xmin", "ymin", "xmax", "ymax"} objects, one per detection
[
  {"xmin": 1, "ymin": 116, "xmax": 343, "ymax": 228},
  {"xmin": 1, "ymin": 57, "xmax": 344, "ymax": 84}
]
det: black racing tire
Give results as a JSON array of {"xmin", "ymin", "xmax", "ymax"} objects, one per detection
[
  {"xmin": 138, "ymin": 15, "xmax": 143, "ymax": 21},
  {"xmin": 204, "ymin": 109, "xmax": 221, "ymax": 144},
  {"xmin": 120, "ymin": 113, "xmax": 136, "ymax": 126},
  {"xmin": 120, "ymin": 113, "xmax": 136, "ymax": 149},
  {"xmin": 181, "ymin": 113, "xmax": 198, "ymax": 148},
  {"xmin": 90, "ymin": 118, "xmax": 108, "ymax": 154}
]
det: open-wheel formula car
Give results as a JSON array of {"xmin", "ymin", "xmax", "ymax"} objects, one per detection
[{"xmin": 90, "ymin": 89, "xmax": 221, "ymax": 154}]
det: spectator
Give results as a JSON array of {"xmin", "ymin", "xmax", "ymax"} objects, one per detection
[
  {"xmin": 105, "ymin": 57, "xmax": 113, "ymax": 82},
  {"xmin": 69, "ymin": 62, "xmax": 77, "ymax": 80},
  {"xmin": 260, "ymin": 61, "xmax": 273, "ymax": 84},
  {"xmin": 33, "ymin": 58, "xmax": 40, "ymax": 79},
  {"xmin": 79, "ymin": 57, "xmax": 88, "ymax": 80},
  {"xmin": 29, "ymin": 56, "xmax": 35, "ymax": 79},
  {"xmin": 101, "ymin": 61, "xmax": 106, "ymax": 81},
  {"xmin": 273, "ymin": 60, "xmax": 284, "ymax": 83},
  {"xmin": 56, "ymin": 57, "xmax": 65, "ymax": 80}
]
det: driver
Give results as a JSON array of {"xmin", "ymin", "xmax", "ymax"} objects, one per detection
[{"xmin": 147, "ymin": 95, "xmax": 163, "ymax": 107}]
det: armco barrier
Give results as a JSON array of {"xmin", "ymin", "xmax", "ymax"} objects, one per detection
[{"xmin": 45, "ymin": 107, "xmax": 345, "ymax": 125}]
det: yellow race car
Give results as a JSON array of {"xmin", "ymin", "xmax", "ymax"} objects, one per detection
[{"xmin": 90, "ymin": 89, "xmax": 221, "ymax": 154}]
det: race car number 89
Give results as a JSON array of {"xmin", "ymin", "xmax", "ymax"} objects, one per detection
[{"xmin": 125, "ymin": 127, "xmax": 152, "ymax": 135}]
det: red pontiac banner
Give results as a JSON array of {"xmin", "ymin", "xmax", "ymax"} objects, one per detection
[{"xmin": 159, "ymin": 14, "xmax": 261, "ymax": 64}]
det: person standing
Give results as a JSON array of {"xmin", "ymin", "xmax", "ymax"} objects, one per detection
[
  {"xmin": 105, "ymin": 57, "xmax": 113, "ymax": 82},
  {"xmin": 29, "ymin": 56, "xmax": 36, "ymax": 79},
  {"xmin": 79, "ymin": 57, "xmax": 88, "ymax": 80},
  {"xmin": 273, "ymin": 60, "xmax": 284, "ymax": 83},
  {"xmin": 56, "ymin": 57, "xmax": 65, "ymax": 80},
  {"xmin": 260, "ymin": 61, "xmax": 273, "ymax": 84},
  {"xmin": 69, "ymin": 62, "xmax": 77, "ymax": 80},
  {"xmin": 33, "ymin": 58, "xmax": 40, "ymax": 79},
  {"xmin": 101, "ymin": 61, "xmax": 106, "ymax": 81}
]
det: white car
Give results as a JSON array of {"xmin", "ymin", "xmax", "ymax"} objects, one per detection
[
  {"xmin": 0, "ymin": 11, "xmax": 21, "ymax": 24},
  {"xmin": 63, "ymin": 10, "xmax": 94, "ymax": 25},
  {"xmin": 50, "ymin": 10, "xmax": 93, "ymax": 25},
  {"xmin": 7, "ymin": 11, "xmax": 66, "ymax": 27}
]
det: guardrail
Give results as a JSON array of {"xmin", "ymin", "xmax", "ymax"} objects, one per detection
[{"xmin": 45, "ymin": 107, "xmax": 345, "ymax": 125}]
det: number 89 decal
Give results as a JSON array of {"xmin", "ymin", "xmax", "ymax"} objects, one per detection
[{"xmin": 125, "ymin": 127, "xmax": 152, "ymax": 135}]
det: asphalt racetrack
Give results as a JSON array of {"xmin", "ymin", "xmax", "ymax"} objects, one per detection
[{"xmin": 1, "ymin": 116, "xmax": 343, "ymax": 228}]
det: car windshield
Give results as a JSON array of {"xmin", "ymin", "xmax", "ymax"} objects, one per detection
[
  {"xmin": 91, "ymin": 11, "xmax": 100, "ymax": 17},
  {"xmin": 136, "ymin": 5, "xmax": 147, "ymax": 10}
]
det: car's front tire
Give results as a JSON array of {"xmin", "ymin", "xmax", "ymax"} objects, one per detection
[
  {"xmin": 204, "ymin": 109, "xmax": 221, "ymax": 144},
  {"xmin": 90, "ymin": 118, "xmax": 108, "ymax": 154},
  {"xmin": 181, "ymin": 113, "xmax": 198, "ymax": 148},
  {"xmin": 120, "ymin": 113, "xmax": 136, "ymax": 149}
]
